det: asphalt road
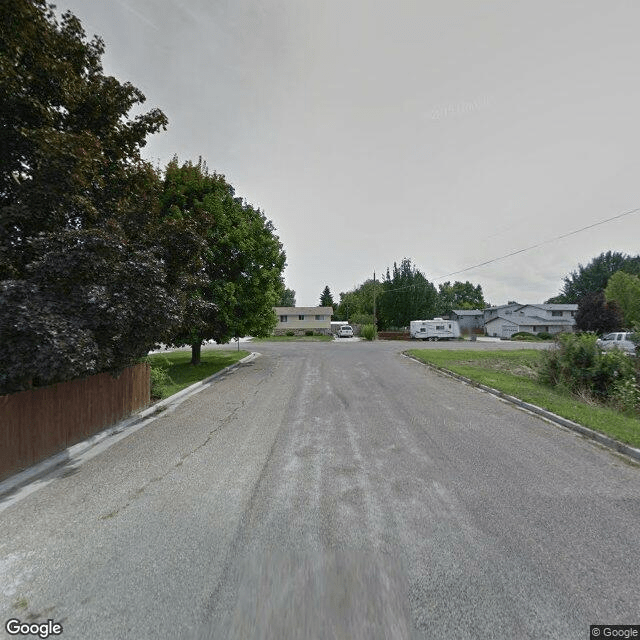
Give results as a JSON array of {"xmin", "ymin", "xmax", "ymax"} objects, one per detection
[{"xmin": 1, "ymin": 340, "xmax": 638, "ymax": 639}]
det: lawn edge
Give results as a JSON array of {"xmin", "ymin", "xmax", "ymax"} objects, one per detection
[{"xmin": 402, "ymin": 351, "xmax": 640, "ymax": 464}]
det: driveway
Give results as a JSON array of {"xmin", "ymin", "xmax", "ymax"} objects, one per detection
[{"xmin": 1, "ymin": 340, "xmax": 638, "ymax": 639}]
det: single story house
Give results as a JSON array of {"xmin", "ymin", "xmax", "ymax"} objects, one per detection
[
  {"xmin": 484, "ymin": 303, "xmax": 578, "ymax": 338},
  {"xmin": 272, "ymin": 306, "xmax": 333, "ymax": 335}
]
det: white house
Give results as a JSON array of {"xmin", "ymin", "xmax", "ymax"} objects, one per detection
[
  {"xmin": 484, "ymin": 303, "xmax": 578, "ymax": 338},
  {"xmin": 272, "ymin": 306, "xmax": 333, "ymax": 335}
]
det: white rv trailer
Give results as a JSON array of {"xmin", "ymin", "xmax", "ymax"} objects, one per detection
[{"xmin": 410, "ymin": 318, "xmax": 461, "ymax": 341}]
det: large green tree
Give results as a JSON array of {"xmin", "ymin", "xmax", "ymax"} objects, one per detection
[
  {"xmin": 377, "ymin": 259, "xmax": 438, "ymax": 330},
  {"xmin": 436, "ymin": 280, "xmax": 486, "ymax": 316},
  {"xmin": 548, "ymin": 251, "xmax": 640, "ymax": 303},
  {"xmin": 0, "ymin": 0, "xmax": 174, "ymax": 393},
  {"xmin": 335, "ymin": 279, "xmax": 383, "ymax": 324},
  {"xmin": 575, "ymin": 291, "xmax": 623, "ymax": 334},
  {"xmin": 605, "ymin": 271, "xmax": 640, "ymax": 328},
  {"xmin": 279, "ymin": 288, "xmax": 296, "ymax": 306},
  {"xmin": 159, "ymin": 158, "xmax": 286, "ymax": 364}
]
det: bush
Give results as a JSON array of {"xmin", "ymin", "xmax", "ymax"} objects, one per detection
[
  {"xmin": 149, "ymin": 364, "xmax": 173, "ymax": 399},
  {"xmin": 511, "ymin": 332, "xmax": 538, "ymax": 341},
  {"xmin": 361, "ymin": 324, "xmax": 377, "ymax": 341},
  {"xmin": 286, "ymin": 330, "xmax": 295, "ymax": 336},
  {"xmin": 610, "ymin": 377, "xmax": 640, "ymax": 414},
  {"xmin": 538, "ymin": 333, "xmax": 637, "ymax": 410},
  {"xmin": 305, "ymin": 330, "xmax": 314, "ymax": 336},
  {"xmin": 536, "ymin": 331, "xmax": 554, "ymax": 340}
]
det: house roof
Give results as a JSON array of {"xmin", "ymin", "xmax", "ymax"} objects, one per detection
[
  {"xmin": 517, "ymin": 303, "xmax": 578, "ymax": 311},
  {"xmin": 518, "ymin": 315, "xmax": 574, "ymax": 325},
  {"xmin": 484, "ymin": 303, "xmax": 521, "ymax": 312},
  {"xmin": 485, "ymin": 313, "xmax": 573, "ymax": 327},
  {"xmin": 273, "ymin": 306, "xmax": 333, "ymax": 314},
  {"xmin": 452, "ymin": 309, "xmax": 484, "ymax": 316}
]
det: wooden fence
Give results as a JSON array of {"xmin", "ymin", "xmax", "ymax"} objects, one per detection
[
  {"xmin": 377, "ymin": 331, "xmax": 412, "ymax": 340},
  {"xmin": 0, "ymin": 363, "xmax": 150, "ymax": 482}
]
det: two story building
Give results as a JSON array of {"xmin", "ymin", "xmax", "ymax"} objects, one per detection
[
  {"xmin": 484, "ymin": 303, "xmax": 578, "ymax": 338},
  {"xmin": 272, "ymin": 307, "xmax": 333, "ymax": 336}
]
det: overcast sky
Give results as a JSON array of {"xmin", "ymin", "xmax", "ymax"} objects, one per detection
[{"xmin": 61, "ymin": 0, "xmax": 640, "ymax": 307}]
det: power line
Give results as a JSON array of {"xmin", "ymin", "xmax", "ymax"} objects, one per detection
[{"xmin": 434, "ymin": 206, "xmax": 640, "ymax": 281}]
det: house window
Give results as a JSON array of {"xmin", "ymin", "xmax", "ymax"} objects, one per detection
[
  {"xmin": 551, "ymin": 310, "xmax": 562, "ymax": 317},
  {"xmin": 298, "ymin": 315, "xmax": 305, "ymax": 320},
  {"xmin": 280, "ymin": 315, "xmax": 287, "ymax": 322},
  {"xmin": 315, "ymin": 315, "xmax": 325, "ymax": 321}
]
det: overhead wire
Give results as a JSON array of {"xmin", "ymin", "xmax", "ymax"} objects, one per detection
[{"xmin": 433, "ymin": 206, "xmax": 640, "ymax": 281}]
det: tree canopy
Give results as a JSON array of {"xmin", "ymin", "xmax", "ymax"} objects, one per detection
[
  {"xmin": 159, "ymin": 158, "xmax": 286, "ymax": 364},
  {"xmin": 279, "ymin": 288, "xmax": 296, "ymax": 307},
  {"xmin": 0, "ymin": 0, "xmax": 173, "ymax": 393},
  {"xmin": 335, "ymin": 279, "xmax": 382, "ymax": 325},
  {"xmin": 377, "ymin": 259, "xmax": 438, "ymax": 330},
  {"xmin": 548, "ymin": 251, "xmax": 640, "ymax": 303},
  {"xmin": 436, "ymin": 281, "xmax": 486, "ymax": 316},
  {"xmin": 575, "ymin": 291, "xmax": 623, "ymax": 334},
  {"xmin": 335, "ymin": 259, "xmax": 485, "ymax": 329},
  {"xmin": 605, "ymin": 271, "xmax": 640, "ymax": 328},
  {"xmin": 0, "ymin": 2, "xmax": 286, "ymax": 392}
]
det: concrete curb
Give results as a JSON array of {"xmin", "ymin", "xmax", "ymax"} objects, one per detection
[
  {"xmin": 403, "ymin": 352, "xmax": 640, "ymax": 464},
  {"xmin": 0, "ymin": 352, "xmax": 260, "ymax": 500}
]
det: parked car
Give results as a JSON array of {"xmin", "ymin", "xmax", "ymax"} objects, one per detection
[
  {"xmin": 596, "ymin": 332, "xmax": 638, "ymax": 355},
  {"xmin": 338, "ymin": 325, "xmax": 354, "ymax": 338}
]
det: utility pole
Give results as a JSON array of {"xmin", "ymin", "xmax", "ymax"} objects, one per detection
[{"xmin": 372, "ymin": 270, "xmax": 377, "ymax": 337}]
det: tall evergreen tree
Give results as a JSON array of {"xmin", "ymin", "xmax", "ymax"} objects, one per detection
[
  {"xmin": 377, "ymin": 259, "xmax": 437, "ymax": 330},
  {"xmin": 320, "ymin": 286, "xmax": 334, "ymax": 307}
]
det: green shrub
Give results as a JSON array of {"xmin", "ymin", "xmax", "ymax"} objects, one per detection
[
  {"xmin": 536, "ymin": 331, "xmax": 554, "ymax": 340},
  {"xmin": 361, "ymin": 324, "xmax": 377, "ymax": 341},
  {"xmin": 591, "ymin": 349, "xmax": 636, "ymax": 400},
  {"xmin": 305, "ymin": 330, "xmax": 314, "ymax": 336},
  {"xmin": 538, "ymin": 333, "xmax": 637, "ymax": 408},
  {"xmin": 511, "ymin": 332, "xmax": 539, "ymax": 341},
  {"xmin": 286, "ymin": 330, "xmax": 295, "ymax": 336},
  {"xmin": 610, "ymin": 377, "xmax": 640, "ymax": 414},
  {"xmin": 150, "ymin": 364, "xmax": 173, "ymax": 399}
]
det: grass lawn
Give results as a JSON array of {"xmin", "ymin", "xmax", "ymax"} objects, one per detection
[
  {"xmin": 405, "ymin": 349, "xmax": 640, "ymax": 449},
  {"xmin": 146, "ymin": 349, "xmax": 249, "ymax": 399},
  {"xmin": 252, "ymin": 335, "xmax": 334, "ymax": 342}
]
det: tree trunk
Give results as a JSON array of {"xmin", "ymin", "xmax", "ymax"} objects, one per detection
[{"xmin": 191, "ymin": 342, "xmax": 201, "ymax": 366}]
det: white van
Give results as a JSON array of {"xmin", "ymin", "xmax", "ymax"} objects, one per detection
[{"xmin": 410, "ymin": 319, "xmax": 461, "ymax": 341}]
